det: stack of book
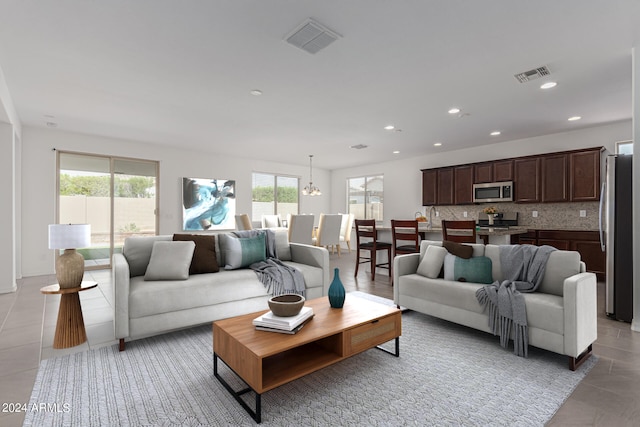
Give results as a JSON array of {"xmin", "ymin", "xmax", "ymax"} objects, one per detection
[{"xmin": 252, "ymin": 306, "xmax": 314, "ymax": 334}]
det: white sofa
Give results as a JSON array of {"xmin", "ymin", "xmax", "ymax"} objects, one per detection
[
  {"xmin": 113, "ymin": 231, "xmax": 330, "ymax": 350},
  {"xmin": 393, "ymin": 240, "xmax": 597, "ymax": 370}
]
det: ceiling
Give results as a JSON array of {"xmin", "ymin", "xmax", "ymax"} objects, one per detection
[{"xmin": 0, "ymin": 1, "xmax": 638, "ymax": 170}]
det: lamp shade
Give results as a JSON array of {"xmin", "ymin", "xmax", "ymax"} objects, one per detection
[{"xmin": 48, "ymin": 224, "xmax": 91, "ymax": 249}]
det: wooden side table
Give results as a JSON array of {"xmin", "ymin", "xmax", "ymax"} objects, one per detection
[{"xmin": 40, "ymin": 281, "xmax": 98, "ymax": 349}]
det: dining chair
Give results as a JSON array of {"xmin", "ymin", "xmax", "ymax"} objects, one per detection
[
  {"xmin": 441, "ymin": 220, "xmax": 477, "ymax": 243},
  {"xmin": 235, "ymin": 214, "xmax": 253, "ymax": 231},
  {"xmin": 354, "ymin": 219, "xmax": 392, "ymax": 280},
  {"xmin": 287, "ymin": 214, "xmax": 315, "ymax": 245},
  {"xmin": 261, "ymin": 214, "xmax": 282, "ymax": 228},
  {"xmin": 313, "ymin": 214, "xmax": 343, "ymax": 255},
  {"xmin": 339, "ymin": 213, "xmax": 354, "ymax": 253},
  {"xmin": 391, "ymin": 219, "xmax": 420, "ymax": 258}
]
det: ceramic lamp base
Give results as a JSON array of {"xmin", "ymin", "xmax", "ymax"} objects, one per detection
[{"xmin": 56, "ymin": 249, "xmax": 85, "ymax": 289}]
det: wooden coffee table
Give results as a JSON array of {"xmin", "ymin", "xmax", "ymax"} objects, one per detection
[{"xmin": 213, "ymin": 295, "xmax": 401, "ymax": 423}]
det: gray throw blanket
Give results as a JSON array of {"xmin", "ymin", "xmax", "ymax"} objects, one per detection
[
  {"xmin": 475, "ymin": 244, "xmax": 556, "ymax": 357},
  {"xmin": 233, "ymin": 230, "xmax": 306, "ymax": 297}
]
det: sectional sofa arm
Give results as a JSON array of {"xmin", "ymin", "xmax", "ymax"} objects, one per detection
[
  {"xmin": 290, "ymin": 243, "xmax": 331, "ymax": 294},
  {"xmin": 393, "ymin": 253, "xmax": 421, "ymax": 304},
  {"xmin": 563, "ymin": 272, "xmax": 598, "ymax": 358},
  {"xmin": 112, "ymin": 253, "xmax": 131, "ymax": 340}
]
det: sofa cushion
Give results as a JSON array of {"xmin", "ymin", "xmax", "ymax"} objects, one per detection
[
  {"xmin": 172, "ymin": 234, "xmax": 219, "ymax": 274},
  {"xmin": 273, "ymin": 229, "xmax": 292, "ymax": 261},
  {"xmin": 443, "ymin": 240, "xmax": 473, "ymax": 259},
  {"xmin": 538, "ymin": 251, "xmax": 581, "ymax": 296},
  {"xmin": 443, "ymin": 254, "xmax": 493, "ymax": 284},
  {"xmin": 417, "ymin": 245, "xmax": 448, "ymax": 278},
  {"xmin": 144, "ymin": 241, "xmax": 195, "ymax": 281},
  {"xmin": 123, "ymin": 235, "xmax": 172, "ymax": 277},
  {"xmin": 219, "ymin": 233, "xmax": 267, "ymax": 270}
]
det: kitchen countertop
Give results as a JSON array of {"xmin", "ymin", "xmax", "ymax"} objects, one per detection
[{"xmin": 476, "ymin": 226, "xmax": 529, "ymax": 236}]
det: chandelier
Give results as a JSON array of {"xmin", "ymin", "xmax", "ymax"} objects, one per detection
[{"xmin": 302, "ymin": 155, "xmax": 321, "ymax": 196}]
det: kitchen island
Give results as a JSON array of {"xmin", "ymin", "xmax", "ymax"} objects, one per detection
[{"xmin": 476, "ymin": 226, "xmax": 529, "ymax": 245}]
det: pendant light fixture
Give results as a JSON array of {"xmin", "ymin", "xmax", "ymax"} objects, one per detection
[{"xmin": 302, "ymin": 155, "xmax": 321, "ymax": 196}]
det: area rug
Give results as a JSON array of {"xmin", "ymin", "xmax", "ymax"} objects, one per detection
[{"xmin": 24, "ymin": 298, "xmax": 596, "ymax": 426}]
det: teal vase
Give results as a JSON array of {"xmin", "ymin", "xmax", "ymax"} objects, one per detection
[{"xmin": 328, "ymin": 268, "xmax": 346, "ymax": 308}]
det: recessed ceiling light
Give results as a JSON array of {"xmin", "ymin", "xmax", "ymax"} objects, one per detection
[
  {"xmin": 393, "ymin": 150, "xmax": 400, "ymax": 154},
  {"xmin": 384, "ymin": 125, "xmax": 395, "ymax": 130},
  {"xmin": 568, "ymin": 116, "xmax": 582, "ymax": 121},
  {"xmin": 249, "ymin": 89, "xmax": 263, "ymax": 96},
  {"xmin": 434, "ymin": 142, "xmax": 442, "ymax": 147},
  {"xmin": 448, "ymin": 108, "xmax": 460, "ymax": 114},
  {"xmin": 490, "ymin": 131, "xmax": 501, "ymax": 136},
  {"xmin": 540, "ymin": 82, "xmax": 557, "ymax": 89}
]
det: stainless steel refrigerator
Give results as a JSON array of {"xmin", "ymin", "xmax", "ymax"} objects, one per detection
[{"xmin": 600, "ymin": 154, "xmax": 633, "ymax": 322}]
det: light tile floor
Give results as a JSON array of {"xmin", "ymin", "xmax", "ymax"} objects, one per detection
[{"xmin": 0, "ymin": 252, "xmax": 639, "ymax": 426}]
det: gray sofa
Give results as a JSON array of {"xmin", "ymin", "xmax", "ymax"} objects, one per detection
[
  {"xmin": 113, "ymin": 230, "xmax": 330, "ymax": 350},
  {"xmin": 393, "ymin": 240, "xmax": 597, "ymax": 370}
]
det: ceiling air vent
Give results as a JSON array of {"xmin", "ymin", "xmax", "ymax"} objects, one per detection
[
  {"xmin": 350, "ymin": 144, "xmax": 368, "ymax": 150},
  {"xmin": 285, "ymin": 18, "xmax": 341, "ymax": 54},
  {"xmin": 514, "ymin": 65, "xmax": 551, "ymax": 83}
]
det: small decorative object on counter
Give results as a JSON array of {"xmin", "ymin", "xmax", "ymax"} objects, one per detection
[
  {"xmin": 415, "ymin": 212, "xmax": 427, "ymax": 222},
  {"xmin": 483, "ymin": 206, "xmax": 497, "ymax": 225},
  {"xmin": 328, "ymin": 267, "xmax": 346, "ymax": 308}
]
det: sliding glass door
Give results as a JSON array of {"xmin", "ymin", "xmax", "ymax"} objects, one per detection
[{"xmin": 57, "ymin": 152, "xmax": 158, "ymax": 269}]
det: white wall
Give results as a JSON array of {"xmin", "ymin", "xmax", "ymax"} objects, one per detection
[
  {"xmin": 330, "ymin": 121, "xmax": 632, "ymax": 223},
  {"xmin": 20, "ymin": 127, "xmax": 331, "ymax": 276},
  {"xmin": 0, "ymin": 122, "xmax": 17, "ymax": 293}
]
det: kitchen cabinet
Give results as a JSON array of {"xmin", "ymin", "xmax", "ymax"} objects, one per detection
[
  {"xmin": 521, "ymin": 230, "xmax": 605, "ymax": 280},
  {"xmin": 474, "ymin": 162, "xmax": 493, "ymax": 183},
  {"xmin": 493, "ymin": 160, "xmax": 514, "ymax": 182},
  {"xmin": 421, "ymin": 169, "xmax": 437, "ymax": 206},
  {"xmin": 437, "ymin": 168, "xmax": 454, "ymax": 205},
  {"xmin": 454, "ymin": 165, "xmax": 474, "ymax": 204},
  {"xmin": 541, "ymin": 153, "xmax": 568, "ymax": 202},
  {"xmin": 570, "ymin": 149, "xmax": 601, "ymax": 201},
  {"xmin": 514, "ymin": 157, "xmax": 540, "ymax": 202},
  {"xmin": 421, "ymin": 147, "xmax": 601, "ymax": 206}
]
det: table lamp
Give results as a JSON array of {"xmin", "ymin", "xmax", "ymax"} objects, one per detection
[{"xmin": 48, "ymin": 224, "xmax": 91, "ymax": 289}]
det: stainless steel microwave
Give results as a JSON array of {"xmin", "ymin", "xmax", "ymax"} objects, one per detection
[{"xmin": 472, "ymin": 181, "xmax": 513, "ymax": 203}]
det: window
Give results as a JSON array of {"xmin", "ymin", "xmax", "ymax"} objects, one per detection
[
  {"xmin": 616, "ymin": 140, "xmax": 633, "ymax": 155},
  {"xmin": 252, "ymin": 173, "xmax": 299, "ymax": 223},
  {"xmin": 57, "ymin": 151, "xmax": 158, "ymax": 269},
  {"xmin": 347, "ymin": 175, "xmax": 384, "ymax": 220}
]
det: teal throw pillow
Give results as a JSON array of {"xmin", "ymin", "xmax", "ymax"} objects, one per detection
[
  {"xmin": 443, "ymin": 254, "xmax": 493, "ymax": 284},
  {"xmin": 222, "ymin": 233, "xmax": 267, "ymax": 270}
]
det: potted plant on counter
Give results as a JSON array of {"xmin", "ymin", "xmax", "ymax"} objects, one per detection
[{"xmin": 483, "ymin": 206, "xmax": 497, "ymax": 225}]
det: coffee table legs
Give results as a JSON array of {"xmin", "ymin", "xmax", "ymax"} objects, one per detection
[
  {"xmin": 376, "ymin": 336, "xmax": 400, "ymax": 357},
  {"xmin": 213, "ymin": 353, "xmax": 262, "ymax": 423}
]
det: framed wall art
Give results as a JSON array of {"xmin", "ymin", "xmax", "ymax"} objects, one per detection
[{"xmin": 182, "ymin": 177, "xmax": 236, "ymax": 231}]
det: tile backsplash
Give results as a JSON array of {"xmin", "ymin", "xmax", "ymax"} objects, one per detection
[{"xmin": 419, "ymin": 201, "xmax": 599, "ymax": 231}]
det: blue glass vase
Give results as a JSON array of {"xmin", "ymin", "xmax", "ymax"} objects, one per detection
[{"xmin": 328, "ymin": 267, "xmax": 345, "ymax": 308}]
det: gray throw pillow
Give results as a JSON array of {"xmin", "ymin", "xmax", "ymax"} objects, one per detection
[
  {"xmin": 417, "ymin": 245, "xmax": 448, "ymax": 278},
  {"xmin": 144, "ymin": 241, "xmax": 195, "ymax": 281}
]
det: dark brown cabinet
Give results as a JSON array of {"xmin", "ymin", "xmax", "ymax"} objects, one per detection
[
  {"xmin": 454, "ymin": 165, "xmax": 474, "ymax": 204},
  {"xmin": 437, "ymin": 168, "xmax": 454, "ymax": 205},
  {"xmin": 514, "ymin": 158, "xmax": 540, "ymax": 202},
  {"xmin": 493, "ymin": 160, "xmax": 514, "ymax": 182},
  {"xmin": 474, "ymin": 163, "xmax": 494, "ymax": 183},
  {"xmin": 421, "ymin": 169, "xmax": 437, "ymax": 206},
  {"xmin": 570, "ymin": 149, "xmax": 601, "ymax": 201},
  {"xmin": 422, "ymin": 147, "xmax": 601, "ymax": 206},
  {"xmin": 541, "ymin": 154, "xmax": 568, "ymax": 202},
  {"xmin": 521, "ymin": 230, "xmax": 605, "ymax": 280}
]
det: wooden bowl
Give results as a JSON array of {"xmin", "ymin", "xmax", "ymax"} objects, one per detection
[{"xmin": 268, "ymin": 294, "xmax": 305, "ymax": 317}]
